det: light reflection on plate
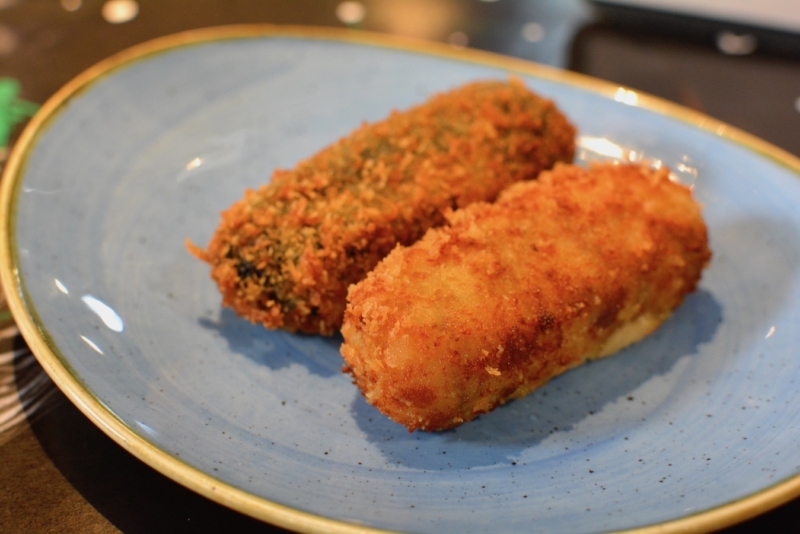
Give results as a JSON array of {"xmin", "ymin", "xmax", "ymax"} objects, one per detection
[{"xmin": 2, "ymin": 26, "xmax": 800, "ymax": 534}]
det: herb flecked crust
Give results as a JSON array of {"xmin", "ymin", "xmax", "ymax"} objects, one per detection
[{"xmin": 190, "ymin": 79, "xmax": 576, "ymax": 335}]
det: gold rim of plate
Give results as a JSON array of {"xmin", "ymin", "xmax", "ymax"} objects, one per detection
[{"xmin": 2, "ymin": 24, "xmax": 800, "ymax": 534}]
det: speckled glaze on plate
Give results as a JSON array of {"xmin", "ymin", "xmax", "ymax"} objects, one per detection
[{"xmin": 3, "ymin": 26, "xmax": 800, "ymax": 534}]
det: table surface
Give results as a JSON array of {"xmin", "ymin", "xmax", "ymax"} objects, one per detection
[{"xmin": 1, "ymin": 1, "xmax": 799, "ymax": 532}]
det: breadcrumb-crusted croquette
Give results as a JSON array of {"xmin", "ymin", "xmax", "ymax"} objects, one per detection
[
  {"xmin": 340, "ymin": 162, "xmax": 711, "ymax": 431},
  {"xmin": 190, "ymin": 79, "xmax": 576, "ymax": 335}
]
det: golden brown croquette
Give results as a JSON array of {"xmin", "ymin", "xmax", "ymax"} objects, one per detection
[{"xmin": 340, "ymin": 163, "xmax": 711, "ymax": 431}]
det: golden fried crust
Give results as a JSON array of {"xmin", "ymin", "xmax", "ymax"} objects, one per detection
[
  {"xmin": 191, "ymin": 79, "xmax": 576, "ymax": 335},
  {"xmin": 340, "ymin": 163, "xmax": 711, "ymax": 431}
]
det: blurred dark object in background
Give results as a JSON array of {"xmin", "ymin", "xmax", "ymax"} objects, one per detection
[
  {"xmin": 581, "ymin": 0, "xmax": 800, "ymax": 156},
  {"xmin": 571, "ymin": 23, "xmax": 800, "ymax": 156},
  {"xmin": 592, "ymin": 0, "xmax": 800, "ymax": 58}
]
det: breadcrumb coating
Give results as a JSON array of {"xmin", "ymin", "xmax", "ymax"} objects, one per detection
[
  {"xmin": 340, "ymin": 163, "xmax": 711, "ymax": 431},
  {"xmin": 190, "ymin": 79, "xmax": 575, "ymax": 334}
]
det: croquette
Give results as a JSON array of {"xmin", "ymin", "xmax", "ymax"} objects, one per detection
[
  {"xmin": 340, "ymin": 162, "xmax": 711, "ymax": 431},
  {"xmin": 190, "ymin": 79, "xmax": 576, "ymax": 335}
]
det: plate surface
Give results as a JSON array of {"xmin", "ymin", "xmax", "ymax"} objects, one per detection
[{"xmin": 3, "ymin": 26, "xmax": 800, "ymax": 534}]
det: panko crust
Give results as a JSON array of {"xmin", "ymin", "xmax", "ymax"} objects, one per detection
[
  {"xmin": 340, "ymin": 162, "xmax": 711, "ymax": 431},
  {"xmin": 191, "ymin": 79, "xmax": 576, "ymax": 335}
]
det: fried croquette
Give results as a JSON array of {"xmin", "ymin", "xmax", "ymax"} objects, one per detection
[
  {"xmin": 340, "ymin": 162, "xmax": 711, "ymax": 431},
  {"xmin": 190, "ymin": 79, "xmax": 576, "ymax": 335}
]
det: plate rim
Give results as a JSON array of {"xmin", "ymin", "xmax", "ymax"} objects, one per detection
[{"xmin": 2, "ymin": 24, "xmax": 800, "ymax": 534}]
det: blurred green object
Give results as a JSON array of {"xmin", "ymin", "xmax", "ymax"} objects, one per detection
[{"xmin": 0, "ymin": 78, "xmax": 38, "ymax": 149}]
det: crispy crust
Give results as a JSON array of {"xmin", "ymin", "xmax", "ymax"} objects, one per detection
[
  {"xmin": 340, "ymin": 163, "xmax": 711, "ymax": 431},
  {"xmin": 193, "ymin": 79, "xmax": 576, "ymax": 334}
]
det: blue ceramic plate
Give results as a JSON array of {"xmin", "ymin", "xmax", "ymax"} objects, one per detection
[{"xmin": 3, "ymin": 26, "xmax": 800, "ymax": 534}]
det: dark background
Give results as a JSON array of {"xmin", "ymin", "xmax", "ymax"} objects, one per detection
[{"xmin": 1, "ymin": 1, "xmax": 799, "ymax": 532}]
